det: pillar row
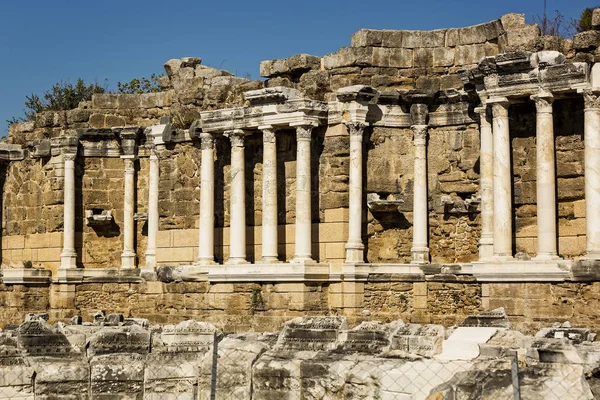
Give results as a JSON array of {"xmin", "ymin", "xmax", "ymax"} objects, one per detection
[
  {"xmin": 345, "ymin": 122, "xmax": 367, "ymax": 264},
  {"xmin": 60, "ymin": 153, "xmax": 77, "ymax": 269},
  {"xmin": 531, "ymin": 91, "xmax": 559, "ymax": 260},
  {"xmin": 293, "ymin": 124, "xmax": 314, "ymax": 263},
  {"xmin": 197, "ymin": 132, "xmax": 216, "ymax": 265},
  {"xmin": 259, "ymin": 126, "xmax": 279, "ymax": 263},
  {"xmin": 489, "ymin": 97, "xmax": 513, "ymax": 259},
  {"xmin": 476, "ymin": 105, "xmax": 494, "ymax": 260},
  {"xmin": 225, "ymin": 129, "xmax": 249, "ymax": 265},
  {"xmin": 411, "ymin": 124, "xmax": 430, "ymax": 264}
]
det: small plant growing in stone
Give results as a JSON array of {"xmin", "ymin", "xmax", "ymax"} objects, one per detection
[{"xmin": 22, "ymin": 261, "xmax": 33, "ymax": 269}]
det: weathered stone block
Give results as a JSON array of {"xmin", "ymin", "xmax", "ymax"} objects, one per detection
[
  {"xmin": 433, "ymin": 47, "xmax": 455, "ymax": 67},
  {"xmin": 351, "ymin": 29, "xmax": 383, "ymax": 47},
  {"xmin": 92, "ymin": 94, "xmax": 118, "ymax": 109},
  {"xmin": 573, "ymin": 30, "xmax": 600, "ymax": 50},
  {"xmin": 324, "ymin": 47, "xmax": 373, "ymax": 69},
  {"xmin": 500, "ymin": 13, "xmax": 526, "ymax": 29},
  {"xmin": 505, "ymin": 25, "xmax": 541, "ymax": 49},
  {"xmin": 458, "ymin": 25, "xmax": 488, "ymax": 45}
]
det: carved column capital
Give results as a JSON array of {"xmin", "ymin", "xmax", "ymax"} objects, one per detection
[
  {"xmin": 488, "ymin": 97, "xmax": 510, "ymax": 118},
  {"xmin": 531, "ymin": 91, "xmax": 554, "ymax": 114},
  {"xmin": 63, "ymin": 153, "xmax": 77, "ymax": 162},
  {"xmin": 411, "ymin": 125, "xmax": 428, "ymax": 146},
  {"xmin": 474, "ymin": 105, "xmax": 492, "ymax": 127},
  {"xmin": 259, "ymin": 125, "xmax": 277, "ymax": 144},
  {"xmin": 200, "ymin": 132, "xmax": 215, "ymax": 150},
  {"xmin": 224, "ymin": 129, "xmax": 249, "ymax": 147},
  {"xmin": 294, "ymin": 125, "xmax": 314, "ymax": 141},
  {"xmin": 584, "ymin": 90, "xmax": 600, "ymax": 110},
  {"xmin": 344, "ymin": 121, "xmax": 367, "ymax": 142}
]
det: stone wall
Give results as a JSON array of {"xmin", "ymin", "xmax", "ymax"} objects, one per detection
[{"xmin": 0, "ymin": 313, "xmax": 598, "ymax": 399}]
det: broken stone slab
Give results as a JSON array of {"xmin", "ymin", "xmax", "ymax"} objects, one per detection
[
  {"xmin": 243, "ymin": 86, "xmax": 302, "ymax": 105},
  {"xmin": 198, "ymin": 334, "xmax": 270, "ymax": 400},
  {"xmin": 17, "ymin": 320, "xmax": 75, "ymax": 357},
  {"xmin": 26, "ymin": 139, "xmax": 51, "ymax": 159},
  {"xmin": 335, "ymin": 84, "xmax": 378, "ymax": 103},
  {"xmin": 324, "ymin": 47, "xmax": 373, "ymax": 70},
  {"xmin": 90, "ymin": 353, "xmax": 145, "ymax": 398},
  {"xmin": 336, "ymin": 320, "xmax": 402, "ymax": 354},
  {"xmin": 535, "ymin": 324, "xmax": 596, "ymax": 344},
  {"xmin": 260, "ymin": 54, "xmax": 321, "ymax": 78},
  {"xmin": 389, "ymin": 324, "xmax": 445, "ymax": 358},
  {"xmin": 460, "ymin": 307, "xmax": 510, "ymax": 328},
  {"xmin": 152, "ymin": 320, "xmax": 218, "ymax": 353},
  {"xmin": 528, "ymin": 338, "xmax": 583, "ymax": 364},
  {"xmin": 87, "ymin": 325, "xmax": 150, "ymax": 358},
  {"xmin": 479, "ymin": 330, "xmax": 532, "ymax": 358},
  {"xmin": 274, "ymin": 316, "xmax": 348, "ymax": 352},
  {"xmin": 436, "ymin": 327, "xmax": 501, "ymax": 361},
  {"xmin": 0, "ymin": 143, "xmax": 24, "ymax": 162}
]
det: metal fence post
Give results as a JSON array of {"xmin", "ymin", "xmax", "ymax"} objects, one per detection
[
  {"xmin": 511, "ymin": 350, "xmax": 521, "ymax": 400},
  {"xmin": 210, "ymin": 331, "xmax": 218, "ymax": 400}
]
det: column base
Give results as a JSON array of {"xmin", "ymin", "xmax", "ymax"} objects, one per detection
[
  {"xmin": 60, "ymin": 251, "xmax": 77, "ymax": 269},
  {"xmin": 140, "ymin": 266, "xmax": 157, "ymax": 281},
  {"xmin": 257, "ymin": 257, "xmax": 280, "ymax": 264},
  {"xmin": 145, "ymin": 253, "xmax": 156, "ymax": 269},
  {"xmin": 225, "ymin": 257, "xmax": 249, "ymax": 265},
  {"xmin": 54, "ymin": 267, "xmax": 84, "ymax": 284},
  {"xmin": 195, "ymin": 258, "xmax": 216, "ymax": 266},
  {"xmin": 533, "ymin": 253, "xmax": 561, "ymax": 261},
  {"xmin": 581, "ymin": 252, "xmax": 600, "ymax": 260},
  {"xmin": 292, "ymin": 256, "xmax": 314, "ymax": 264},
  {"xmin": 478, "ymin": 236, "xmax": 494, "ymax": 261},
  {"xmin": 121, "ymin": 251, "xmax": 136, "ymax": 269},
  {"xmin": 411, "ymin": 246, "xmax": 430, "ymax": 264},
  {"xmin": 345, "ymin": 242, "xmax": 365, "ymax": 264}
]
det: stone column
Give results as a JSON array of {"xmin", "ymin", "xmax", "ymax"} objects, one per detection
[
  {"xmin": 584, "ymin": 91, "xmax": 600, "ymax": 258},
  {"xmin": 60, "ymin": 152, "xmax": 77, "ymax": 269},
  {"xmin": 531, "ymin": 91, "xmax": 559, "ymax": 260},
  {"xmin": 489, "ymin": 97, "xmax": 513, "ymax": 258},
  {"xmin": 476, "ymin": 105, "xmax": 494, "ymax": 260},
  {"xmin": 121, "ymin": 157, "xmax": 136, "ymax": 268},
  {"xmin": 145, "ymin": 148, "xmax": 159, "ymax": 268},
  {"xmin": 225, "ymin": 129, "xmax": 249, "ymax": 264},
  {"xmin": 345, "ymin": 122, "xmax": 367, "ymax": 263},
  {"xmin": 259, "ymin": 126, "xmax": 279, "ymax": 263},
  {"xmin": 293, "ymin": 124, "xmax": 314, "ymax": 262},
  {"xmin": 411, "ymin": 124, "xmax": 430, "ymax": 264},
  {"xmin": 197, "ymin": 132, "xmax": 216, "ymax": 264}
]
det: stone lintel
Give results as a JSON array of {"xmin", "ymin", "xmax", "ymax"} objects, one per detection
[
  {"xmin": 0, "ymin": 143, "xmax": 25, "ymax": 162},
  {"xmin": 244, "ymin": 86, "xmax": 302, "ymax": 105},
  {"xmin": 146, "ymin": 122, "xmax": 173, "ymax": 146},
  {"xmin": 2, "ymin": 268, "xmax": 52, "ymax": 285},
  {"xmin": 336, "ymin": 85, "xmax": 378, "ymax": 104},
  {"xmin": 207, "ymin": 262, "xmax": 333, "ymax": 283},
  {"xmin": 26, "ymin": 139, "xmax": 51, "ymax": 159}
]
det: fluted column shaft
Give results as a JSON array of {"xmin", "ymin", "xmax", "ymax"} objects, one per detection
[
  {"xmin": 145, "ymin": 150, "xmax": 159, "ymax": 268},
  {"xmin": 121, "ymin": 157, "xmax": 136, "ymax": 268},
  {"xmin": 260, "ymin": 126, "xmax": 279, "ymax": 263},
  {"xmin": 490, "ymin": 98, "xmax": 513, "ymax": 258},
  {"xmin": 345, "ymin": 122, "xmax": 366, "ymax": 263},
  {"xmin": 60, "ymin": 153, "xmax": 77, "ymax": 269},
  {"xmin": 584, "ymin": 91, "xmax": 600, "ymax": 258},
  {"xmin": 532, "ymin": 92, "xmax": 558, "ymax": 259},
  {"xmin": 198, "ymin": 132, "xmax": 216, "ymax": 264},
  {"xmin": 411, "ymin": 125, "xmax": 430, "ymax": 264},
  {"xmin": 226, "ymin": 130, "xmax": 249, "ymax": 264},
  {"xmin": 293, "ymin": 125, "xmax": 314, "ymax": 262},
  {"xmin": 476, "ymin": 105, "xmax": 494, "ymax": 260}
]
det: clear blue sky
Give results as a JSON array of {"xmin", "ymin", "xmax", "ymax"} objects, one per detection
[{"xmin": 0, "ymin": 0, "xmax": 593, "ymax": 134}]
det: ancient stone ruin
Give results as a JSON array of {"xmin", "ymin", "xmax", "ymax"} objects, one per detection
[
  {"xmin": 2, "ymin": 10, "xmax": 600, "ymax": 341},
  {"xmin": 0, "ymin": 311, "xmax": 597, "ymax": 398}
]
